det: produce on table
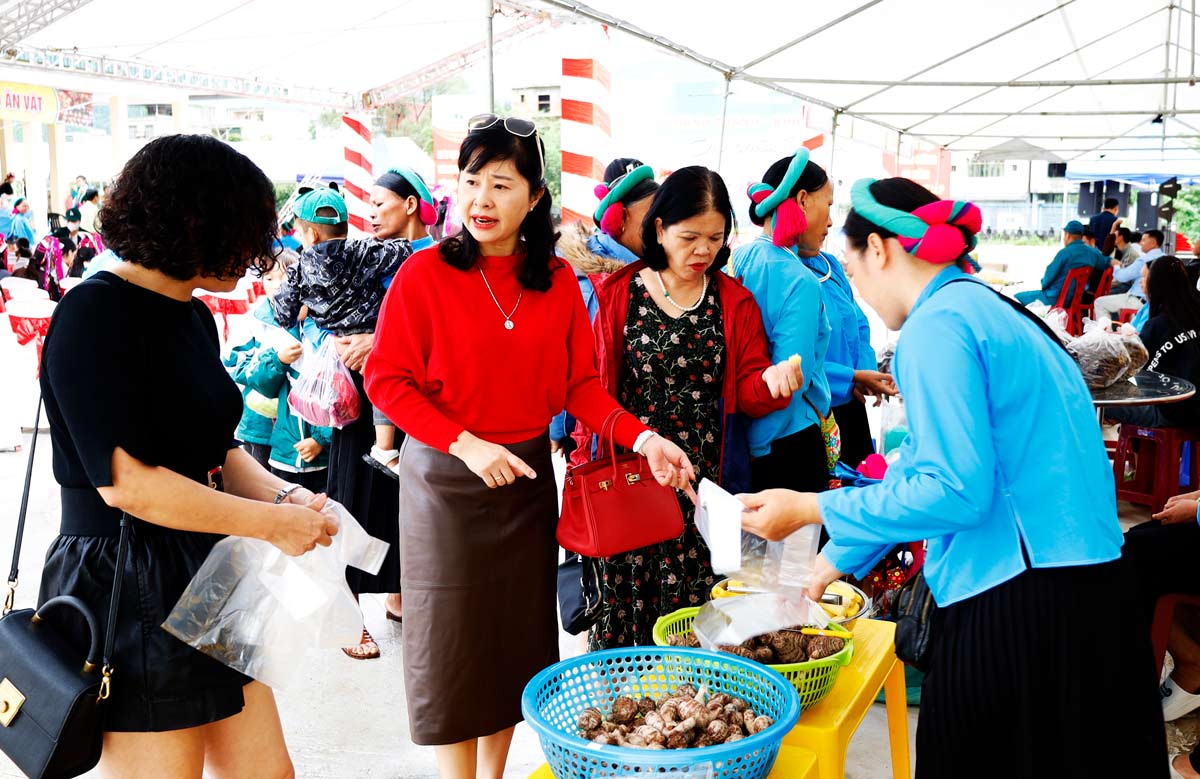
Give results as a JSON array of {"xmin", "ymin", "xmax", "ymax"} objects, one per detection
[
  {"xmin": 667, "ymin": 626, "xmax": 845, "ymax": 663},
  {"xmin": 819, "ymin": 580, "xmax": 865, "ymax": 621},
  {"xmin": 577, "ymin": 683, "xmax": 774, "ymax": 749}
]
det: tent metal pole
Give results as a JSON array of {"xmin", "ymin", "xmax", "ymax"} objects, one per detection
[
  {"xmin": 735, "ymin": 0, "xmax": 884, "ymax": 73},
  {"xmin": 828, "ymin": 109, "xmax": 841, "ymax": 180},
  {"xmin": 717, "ymin": 74, "xmax": 731, "ymax": 170},
  {"xmin": 903, "ymin": 6, "xmax": 1167, "ymax": 133},
  {"xmin": 937, "ymin": 42, "xmax": 1172, "ymax": 145},
  {"xmin": 873, "ymin": 109, "xmax": 1200, "ymax": 116},
  {"xmin": 1192, "ymin": 0, "xmax": 1196, "ymax": 81},
  {"xmin": 842, "ymin": 0, "xmax": 1081, "ymax": 110},
  {"xmin": 762, "ymin": 76, "xmax": 1200, "ymax": 88},
  {"xmin": 486, "ymin": 0, "xmax": 496, "ymax": 112},
  {"xmin": 1165, "ymin": 3, "xmax": 1175, "ymax": 114},
  {"xmin": 1066, "ymin": 118, "xmax": 1156, "ymax": 161}
]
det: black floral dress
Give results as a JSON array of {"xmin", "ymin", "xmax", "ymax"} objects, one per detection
[{"xmin": 588, "ymin": 273, "xmax": 726, "ymax": 650}]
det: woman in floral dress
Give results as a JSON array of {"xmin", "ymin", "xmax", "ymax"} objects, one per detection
[{"xmin": 586, "ymin": 166, "xmax": 803, "ymax": 649}]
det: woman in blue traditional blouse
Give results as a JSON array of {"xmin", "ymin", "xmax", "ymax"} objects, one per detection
[
  {"xmin": 731, "ymin": 149, "xmax": 836, "ymax": 493},
  {"xmin": 739, "ymin": 177, "xmax": 1166, "ymax": 779}
]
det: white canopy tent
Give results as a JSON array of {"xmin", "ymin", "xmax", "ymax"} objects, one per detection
[{"xmin": 7, "ymin": 0, "xmax": 1200, "ymax": 172}]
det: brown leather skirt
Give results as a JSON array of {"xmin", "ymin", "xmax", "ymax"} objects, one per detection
[{"xmin": 397, "ymin": 434, "xmax": 558, "ymax": 745}]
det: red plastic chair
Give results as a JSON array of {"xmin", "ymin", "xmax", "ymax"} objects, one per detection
[
  {"xmin": 1084, "ymin": 266, "xmax": 1113, "ymax": 320},
  {"xmin": 1117, "ymin": 308, "xmax": 1139, "ymax": 324},
  {"xmin": 1054, "ymin": 266, "xmax": 1093, "ymax": 336},
  {"xmin": 1113, "ymin": 425, "xmax": 1200, "ymax": 513}
]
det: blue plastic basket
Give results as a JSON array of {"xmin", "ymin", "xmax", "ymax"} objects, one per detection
[{"xmin": 520, "ymin": 647, "xmax": 802, "ymax": 779}]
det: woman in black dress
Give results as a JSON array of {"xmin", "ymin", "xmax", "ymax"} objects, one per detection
[{"xmin": 38, "ymin": 135, "xmax": 339, "ymax": 777}]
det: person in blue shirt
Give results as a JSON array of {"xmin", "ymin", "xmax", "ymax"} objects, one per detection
[
  {"xmin": 752, "ymin": 151, "xmax": 898, "ymax": 469},
  {"xmin": 1014, "ymin": 219, "xmax": 1102, "ymax": 306},
  {"xmin": 553, "ymin": 158, "xmax": 658, "ymax": 455},
  {"xmin": 7, "ymin": 197, "xmax": 36, "ymax": 247},
  {"xmin": 739, "ymin": 177, "xmax": 1165, "ymax": 779},
  {"xmin": 731, "ymin": 148, "xmax": 836, "ymax": 493},
  {"xmin": 1095, "ymin": 228, "xmax": 1165, "ymax": 320}
]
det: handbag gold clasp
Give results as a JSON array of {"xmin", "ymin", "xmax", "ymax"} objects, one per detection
[
  {"xmin": 3, "ymin": 580, "xmax": 14, "ymax": 615},
  {"xmin": 97, "ymin": 665, "xmax": 113, "ymax": 701},
  {"xmin": 598, "ymin": 480, "xmax": 611, "ymax": 492},
  {"xmin": 0, "ymin": 678, "xmax": 24, "ymax": 727},
  {"xmin": 625, "ymin": 473, "xmax": 640, "ymax": 485}
]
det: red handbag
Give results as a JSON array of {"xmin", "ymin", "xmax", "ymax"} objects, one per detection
[{"xmin": 558, "ymin": 410, "xmax": 685, "ymax": 558}]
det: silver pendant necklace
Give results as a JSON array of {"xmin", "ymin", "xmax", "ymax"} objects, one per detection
[{"xmin": 478, "ymin": 267, "xmax": 522, "ymax": 330}]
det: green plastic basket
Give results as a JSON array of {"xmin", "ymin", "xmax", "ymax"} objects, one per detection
[{"xmin": 652, "ymin": 607, "xmax": 854, "ymax": 713}]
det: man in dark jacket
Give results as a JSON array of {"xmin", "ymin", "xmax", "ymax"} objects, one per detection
[{"xmin": 1088, "ymin": 198, "xmax": 1120, "ymax": 257}]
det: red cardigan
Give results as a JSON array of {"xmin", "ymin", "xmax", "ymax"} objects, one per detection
[
  {"xmin": 570, "ymin": 261, "xmax": 788, "ymax": 486},
  {"xmin": 365, "ymin": 246, "xmax": 647, "ymax": 453}
]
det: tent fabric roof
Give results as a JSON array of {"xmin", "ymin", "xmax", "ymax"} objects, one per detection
[{"xmin": 18, "ymin": 0, "xmax": 1200, "ymax": 172}]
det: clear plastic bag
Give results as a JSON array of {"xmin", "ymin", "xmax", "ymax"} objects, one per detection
[
  {"xmin": 692, "ymin": 592, "xmax": 831, "ymax": 650},
  {"xmin": 1043, "ymin": 307, "xmax": 1074, "ymax": 345},
  {"xmin": 880, "ymin": 398, "xmax": 908, "ymax": 457},
  {"xmin": 1067, "ymin": 321, "xmax": 1135, "ymax": 388},
  {"xmin": 287, "ymin": 337, "xmax": 360, "ymax": 429},
  {"xmin": 162, "ymin": 500, "xmax": 387, "ymax": 689}
]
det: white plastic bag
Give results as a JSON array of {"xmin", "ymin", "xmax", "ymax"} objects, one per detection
[
  {"xmin": 287, "ymin": 337, "xmax": 360, "ymax": 428},
  {"xmin": 162, "ymin": 500, "xmax": 387, "ymax": 689},
  {"xmin": 692, "ymin": 593, "xmax": 831, "ymax": 650}
]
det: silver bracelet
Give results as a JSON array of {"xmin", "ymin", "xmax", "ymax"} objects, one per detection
[
  {"xmin": 632, "ymin": 430, "xmax": 657, "ymax": 454},
  {"xmin": 273, "ymin": 484, "xmax": 302, "ymax": 504}
]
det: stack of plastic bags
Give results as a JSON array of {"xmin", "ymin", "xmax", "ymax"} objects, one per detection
[{"xmin": 1042, "ymin": 309, "xmax": 1149, "ymax": 388}]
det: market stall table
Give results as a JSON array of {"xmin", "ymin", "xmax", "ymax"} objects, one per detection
[{"xmin": 1092, "ymin": 371, "xmax": 1195, "ymax": 408}]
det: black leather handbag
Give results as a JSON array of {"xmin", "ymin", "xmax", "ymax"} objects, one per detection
[
  {"xmin": 0, "ymin": 397, "xmax": 127, "ymax": 778},
  {"xmin": 893, "ymin": 569, "xmax": 936, "ymax": 672},
  {"xmin": 557, "ymin": 552, "xmax": 602, "ymax": 636}
]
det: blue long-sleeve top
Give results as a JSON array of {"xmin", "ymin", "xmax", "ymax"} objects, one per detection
[
  {"xmin": 1033, "ymin": 240, "xmax": 1103, "ymax": 305},
  {"xmin": 800, "ymin": 251, "xmax": 877, "ymax": 407},
  {"xmin": 818, "ymin": 267, "xmax": 1122, "ymax": 606},
  {"xmin": 731, "ymin": 236, "xmax": 832, "ymax": 456}
]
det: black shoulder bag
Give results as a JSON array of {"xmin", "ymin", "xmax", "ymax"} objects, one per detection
[
  {"xmin": 892, "ymin": 279, "xmax": 1068, "ymax": 671},
  {"xmin": 0, "ymin": 396, "xmax": 128, "ymax": 779}
]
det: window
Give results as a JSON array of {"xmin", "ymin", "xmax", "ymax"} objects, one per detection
[
  {"xmin": 968, "ymin": 161, "xmax": 1004, "ymax": 178},
  {"xmin": 537, "ymin": 93, "xmax": 551, "ymax": 113},
  {"xmin": 128, "ymin": 103, "xmax": 173, "ymax": 119}
]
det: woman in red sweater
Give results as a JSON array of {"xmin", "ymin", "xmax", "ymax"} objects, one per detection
[
  {"xmin": 363, "ymin": 115, "xmax": 694, "ymax": 779},
  {"xmin": 582, "ymin": 166, "xmax": 803, "ymax": 649}
]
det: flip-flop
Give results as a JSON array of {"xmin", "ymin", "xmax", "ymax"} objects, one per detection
[{"xmin": 362, "ymin": 448, "xmax": 400, "ymax": 482}]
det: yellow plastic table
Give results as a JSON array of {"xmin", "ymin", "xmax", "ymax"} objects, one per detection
[
  {"xmin": 783, "ymin": 618, "xmax": 910, "ymax": 779},
  {"xmin": 526, "ymin": 743, "xmax": 819, "ymax": 779}
]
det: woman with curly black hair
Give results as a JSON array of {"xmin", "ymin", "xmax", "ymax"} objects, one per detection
[
  {"xmin": 37, "ymin": 134, "xmax": 338, "ymax": 776},
  {"xmin": 365, "ymin": 116, "xmax": 696, "ymax": 778}
]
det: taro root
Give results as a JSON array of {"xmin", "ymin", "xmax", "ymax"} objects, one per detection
[
  {"xmin": 674, "ymin": 683, "xmax": 698, "ymax": 700},
  {"xmin": 578, "ymin": 707, "xmax": 603, "ymax": 732},
  {"xmin": 678, "ymin": 698, "xmax": 714, "ymax": 728},
  {"xmin": 665, "ymin": 730, "xmax": 691, "ymax": 750},
  {"xmin": 584, "ymin": 728, "xmax": 604, "ymax": 741},
  {"xmin": 635, "ymin": 725, "xmax": 666, "ymax": 746},
  {"xmin": 723, "ymin": 707, "xmax": 745, "ymax": 728},
  {"xmin": 743, "ymin": 710, "xmax": 758, "ymax": 732},
  {"xmin": 610, "ymin": 696, "xmax": 639, "ymax": 724},
  {"xmin": 601, "ymin": 720, "xmax": 621, "ymax": 733},
  {"xmin": 659, "ymin": 699, "xmax": 681, "ymax": 723},
  {"xmin": 671, "ymin": 716, "xmax": 698, "ymax": 735},
  {"xmin": 694, "ymin": 683, "xmax": 709, "ymax": 703},
  {"xmin": 694, "ymin": 734, "xmax": 716, "ymax": 748},
  {"xmin": 708, "ymin": 693, "xmax": 732, "ymax": 710},
  {"xmin": 765, "ymin": 631, "xmax": 808, "ymax": 664},
  {"xmin": 706, "ymin": 719, "xmax": 729, "ymax": 742},
  {"xmin": 637, "ymin": 697, "xmax": 656, "ymax": 716},
  {"xmin": 748, "ymin": 715, "xmax": 775, "ymax": 735},
  {"xmin": 668, "ymin": 632, "xmax": 700, "ymax": 648},
  {"xmin": 726, "ymin": 697, "xmax": 749, "ymax": 713},
  {"xmin": 592, "ymin": 733, "xmax": 617, "ymax": 746},
  {"xmin": 807, "ymin": 635, "xmax": 846, "ymax": 660},
  {"xmin": 724, "ymin": 730, "xmax": 745, "ymax": 743},
  {"xmin": 646, "ymin": 743, "xmax": 666, "ymax": 750},
  {"xmin": 644, "ymin": 710, "xmax": 667, "ymax": 732},
  {"xmin": 753, "ymin": 645, "xmax": 776, "ymax": 664},
  {"xmin": 718, "ymin": 644, "xmax": 757, "ymax": 660},
  {"xmin": 624, "ymin": 734, "xmax": 648, "ymax": 748}
]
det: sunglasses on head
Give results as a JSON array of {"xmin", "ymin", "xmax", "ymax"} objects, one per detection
[{"xmin": 467, "ymin": 113, "xmax": 544, "ymax": 180}]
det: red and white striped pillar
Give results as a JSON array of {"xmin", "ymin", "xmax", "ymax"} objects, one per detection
[
  {"xmin": 561, "ymin": 26, "xmax": 613, "ymax": 226},
  {"xmin": 342, "ymin": 113, "xmax": 374, "ymax": 238}
]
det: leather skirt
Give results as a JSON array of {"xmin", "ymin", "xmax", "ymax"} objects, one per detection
[
  {"xmin": 38, "ymin": 487, "xmax": 251, "ymax": 732},
  {"xmin": 397, "ymin": 434, "xmax": 558, "ymax": 745}
]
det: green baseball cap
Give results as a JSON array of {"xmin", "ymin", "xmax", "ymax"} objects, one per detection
[
  {"xmin": 292, "ymin": 188, "xmax": 347, "ymax": 225},
  {"xmin": 1064, "ymin": 220, "xmax": 1085, "ymax": 235}
]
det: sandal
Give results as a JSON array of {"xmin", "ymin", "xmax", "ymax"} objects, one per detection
[
  {"xmin": 342, "ymin": 628, "xmax": 380, "ymax": 660},
  {"xmin": 362, "ymin": 446, "xmax": 401, "ymax": 482}
]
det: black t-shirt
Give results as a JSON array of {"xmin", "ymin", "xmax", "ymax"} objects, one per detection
[
  {"xmin": 1142, "ymin": 313, "xmax": 1200, "ymax": 426},
  {"xmin": 40, "ymin": 271, "xmax": 242, "ymax": 492}
]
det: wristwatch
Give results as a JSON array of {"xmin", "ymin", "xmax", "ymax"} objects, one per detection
[{"xmin": 273, "ymin": 484, "xmax": 302, "ymax": 504}]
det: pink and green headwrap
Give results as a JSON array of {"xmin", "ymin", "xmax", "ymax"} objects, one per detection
[
  {"xmin": 747, "ymin": 147, "xmax": 811, "ymax": 248},
  {"xmin": 849, "ymin": 178, "xmax": 982, "ymax": 271},
  {"xmin": 35, "ymin": 236, "xmax": 65, "ymax": 289},
  {"xmin": 593, "ymin": 164, "xmax": 655, "ymax": 238}
]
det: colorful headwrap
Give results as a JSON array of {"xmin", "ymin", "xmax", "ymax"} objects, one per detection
[
  {"xmin": 35, "ymin": 236, "xmax": 65, "ymax": 289},
  {"xmin": 375, "ymin": 167, "xmax": 438, "ymax": 226},
  {"xmin": 593, "ymin": 164, "xmax": 655, "ymax": 238},
  {"xmin": 747, "ymin": 148, "xmax": 812, "ymax": 248},
  {"xmin": 76, "ymin": 231, "xmax": 105, "ymax": 255},
  {"xmin": 849, "ymin": 178, "xmax": 982, "ymax": 271}
]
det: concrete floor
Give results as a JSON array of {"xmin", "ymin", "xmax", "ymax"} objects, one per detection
[{"xmin": 0, "ymin": 424, "xmax": 918, "ymax": 779}]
